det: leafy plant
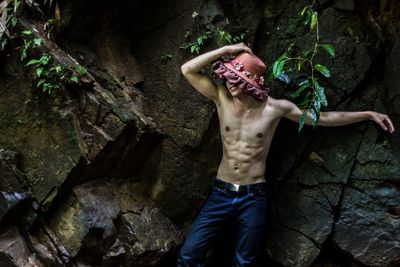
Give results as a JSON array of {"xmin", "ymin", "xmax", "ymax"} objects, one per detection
[
  {"xmin": 19, "ymin": 31, "xmax": 87, "ymax": 94},
  {"xmin": 271, "ymin": 0, "xmax": 336, "ymax": 132},
  {"xmin": 215, "ymin": 27, "xmax": 245, "ymax": 45},
  {"xmin": 180, "ymin": 12, "xmax": 246, "ymax": 54},
  {"xmin": 0, "ymin": 0, "xmax": 89, "ymax": 95},
  {"xmin": 180, "ymin": 32, "xmax": 212, "ymax": 54}
]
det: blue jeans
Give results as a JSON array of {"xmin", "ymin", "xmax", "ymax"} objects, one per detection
[{"xmin": 177, "ymin": 178, "xmax": 267, "ymax": 267}]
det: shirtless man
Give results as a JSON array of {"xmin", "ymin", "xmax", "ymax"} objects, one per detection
[{"xmin": 176, "ymin": 43, "xmax": 395, "ymax": 267}]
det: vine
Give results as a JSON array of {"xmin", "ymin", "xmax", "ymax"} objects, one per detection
[{"xmin": 271, "ymin": 0, "xmax": 336, "ymax": 132}]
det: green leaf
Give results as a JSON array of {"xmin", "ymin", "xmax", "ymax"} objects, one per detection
[
  {"xmin": 233, "ymin": 33, "xmax": 245, "ymax": 42},
  {"xmin": 313, "ymin": 98, "xmax": 321, "ymax": 112},
  {"xmin": 299, "ymin": 110, "xmax": 308, "ymax": 132},
  {"xmin": 26, "ymin": 59, "xmax": 41, "ymax": 66},
  {"xmin": 33, "ymin": 38, "xmax": 42, "ymax": 47},
  {"xmin": 70, "ymin": 76, "xmax": 79, "ymax": 83},
  {"xmin": 42, "ymin": 83, "xmax": 50, "ymax": 92},
  {"xmin": 22, "ymin": 39, "xmax": 32, "ymax": 51},
  {"xmin": 277, "ymin": 53, "xmax": 287, "ymax": 62},
  {"xmin": 310, "ymin": 12, "xmax": 318, "ymax": 30},
  {"xmin": 272, "ymin": 55, "xmax": 286, "ymax": 77},
  {"xmin": 273, "ymin": 61, "xmax": 284, "ymax": 77},
  {"xmin": 310, "ymin": 108, "xmax": 319, "ymax": 127},
  {"xmin": 20, "ymin": 49, "xmax": 27, "ymax": 61},
  {"xmin": 36, "ymin": 68, "xmax": 43, "ymax": 77},
  {"xmin": 37, "ymin": 79, "xmax": 45, "ymax": 88},
  {"xmin": 300, "ymin": 6, "xmax": 307, "ymax": 16},
  {"xmin": 313, "ymin": 79, "xmax": 328, "ymax": 106},
  {"xmin": 319, "ymin": 44, "xmax": 335, "ymax": 58},
  {"xmin": 22, "ymin": 30, "xmax": 32, "ymax": 36},
  {"xmin": 50, "ymin": 65, "xmax": 62, "ymax": 73},
  {"xmin": 197, "ymin": 37, "xmax": 204, "ymax": 45},
  {"xmin": 224, "ymin": 34, "xmax": 232, "ymax": 44},
  {"xmin": 39, "ymin": 55, "xmax": 50, "ymax": 65},
  {"xmin": 76, "ymin": 66, "xmax": 87, "ymax": 75},
  {"xmin": 315, "ymin": 64, "xmax": 331, "ymax": 77}
]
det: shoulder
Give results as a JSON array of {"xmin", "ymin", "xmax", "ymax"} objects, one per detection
[
  {"xmin": 267, "ymin": 97, "xmax": 294, "ymax": 112},
  {"xmin": 265, "ymin": 97, "xmax": 298, "ymax": 120}
]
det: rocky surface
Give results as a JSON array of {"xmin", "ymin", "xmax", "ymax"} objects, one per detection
[
  {"xmin": 0, "ymin": 227, "xmax": 44, "ymax": 267},
  {"xmin": 0, "ymin": 0, "xmax": 399, "ymax": 266}
]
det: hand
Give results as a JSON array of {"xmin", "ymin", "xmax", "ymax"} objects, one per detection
[
  {"xmin": 225, "ymin": 43, "xmax": 252, "ymax": 55},
  {"xmin": 368, "ymin": 111, "xmax": 395, "ymax": 133}
]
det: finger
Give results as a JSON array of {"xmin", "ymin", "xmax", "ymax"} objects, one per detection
[
  {"xmin": 383, "ymin": 118, "xmax": 394, "ymax": 133},
  {"xmin": 245, "ymin": 46, "xmax": 253, "ymax": 54},
  {"xmin": 385, "ymin": 117, "xmax": 395, "ymax": 133},
  {"xmin": 378, "ymin": 120, "xmax": 388, "ymax": 131}
]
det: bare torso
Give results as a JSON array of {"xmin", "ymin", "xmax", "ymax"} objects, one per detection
[{"xmin": 214, "ymin": 85, "xmax": 281, "ymax": 185}]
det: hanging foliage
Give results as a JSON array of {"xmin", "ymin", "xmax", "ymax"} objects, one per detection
[{"xmin": 271, "ymin": 0, "xmax": 336, "ymax": 132}]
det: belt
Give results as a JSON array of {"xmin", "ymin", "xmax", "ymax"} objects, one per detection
[{"xmin": 214, "ymin": 178, "xmax": 266, "ymax": 193}]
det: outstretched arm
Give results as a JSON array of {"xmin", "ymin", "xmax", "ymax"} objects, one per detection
[
  {"xmin": 277, "ymin": 99, "xmax": 395, "ymax": 133},
  {"xmin": 180, "ymin": 43, "xmax": 252, "ymax": 103}
]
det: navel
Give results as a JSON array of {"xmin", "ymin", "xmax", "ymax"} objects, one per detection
[
  {"xmin": 256, "ymin": 133, "xmax": 263, "ymax": 138},
  {"xmin": 225, "ymin": 126, "xmax": 230, "ymax": 131}
]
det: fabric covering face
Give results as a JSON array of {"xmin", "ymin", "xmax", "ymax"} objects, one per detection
[{"xmin": 211, "ymin": 54, "xmax": 270, "ymax": 102}]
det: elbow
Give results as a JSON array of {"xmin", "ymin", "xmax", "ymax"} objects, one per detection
[{"xmin": 181, "ymin": 64, "xmax": 190, "ymax": 76}]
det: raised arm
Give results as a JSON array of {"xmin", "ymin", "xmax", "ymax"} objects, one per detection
[
  {"xmin": 180, "ymin": 43, "xmax": 252, "ymax": 103},
  {"xmin": 276, "ymin": 99, "xmax": 395, "ymax": 133}
]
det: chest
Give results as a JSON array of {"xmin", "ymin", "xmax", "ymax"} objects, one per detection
[{"xmin": 216, "ymin": 102, "xmax": 275, "ymax": 141}]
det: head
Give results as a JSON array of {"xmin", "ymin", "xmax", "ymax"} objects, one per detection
[{"xmin": 211, "ymin": 52, "xmax": 270, "ymax": 102}]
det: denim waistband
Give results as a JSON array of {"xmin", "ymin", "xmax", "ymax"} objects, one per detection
[{"xmin": 214, "ymin": 178, "xmax": 266, "ymax": 193}]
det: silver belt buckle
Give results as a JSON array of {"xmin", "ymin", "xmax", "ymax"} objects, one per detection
[{"xmin": 232, "ymin": 183, "xmax": 240, "ymax": 192}]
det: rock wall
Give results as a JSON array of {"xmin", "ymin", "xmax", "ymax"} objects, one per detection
[{"xmin": 0, "ymin": 0, "xmax": 399, "ymax": 266}]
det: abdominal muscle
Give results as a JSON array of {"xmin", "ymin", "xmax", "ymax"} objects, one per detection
[{"xmin": 216, "ymin": 136, "xmax": 273, "ymax": 185}]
